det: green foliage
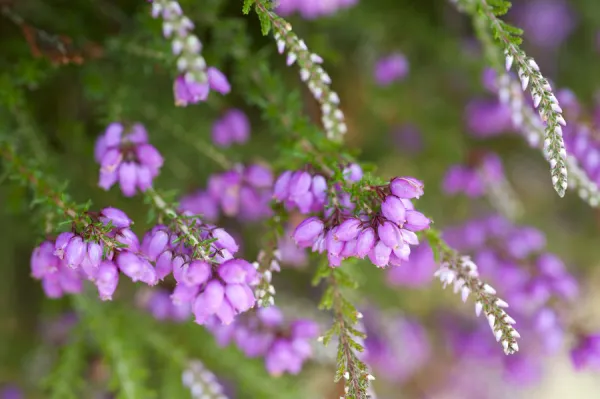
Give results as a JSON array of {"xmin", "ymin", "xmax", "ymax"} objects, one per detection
[
  {"xmin": 43, "ymin": 330, "xmax": 86, "ymax": 399},
  {"xmin": 314, "ymin": 260, "xmax": 371, "ymax": 398},
  {"xmin": 74, "ymin": 295, "xmax": 156, "ymax": 399}
]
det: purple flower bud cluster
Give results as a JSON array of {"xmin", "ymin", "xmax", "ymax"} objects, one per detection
[
  {"xmin": 150, "ymin": 0, "xmax": 230, "ymax": 106},
  {"xmin": 293, "ymin": 176, "xmax": 430, "ymax": 268},
  {"xmin": 30, "ymin": 207, "xmax": 156, "ymax": 300},
  {"xmin": 207, "ymin": 306, "xmax": 319, "ymax": 376},
  {"xmin": 363, "ymin": 309, "xmax": 431, "ymax": 382},
  {"xmin": 139, "ymin": 223, "xmax": 258, "ymax": 325},
  {"xmin": 95, "ymin": 123, "xmax": 164, "ymax": 197},
  {"xmin": 374, "ymin": 53, "xmax": 409, "ymax": 87},
  {"xmin": 273, "ymin": 164, "xmax": 362, "ymax": 214},
  {"xmin": 212, "ymin": 109, "xmax": 250, "ymax": 148},
  {"xmin": 442, "ymin": 152, "xmax": 504, "ymax": 198},
  {"xmin": 276, "ymin": 0, "xmax": 358, "ymax": 19}
]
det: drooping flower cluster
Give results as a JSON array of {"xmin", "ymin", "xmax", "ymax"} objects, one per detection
[
  {"xmin": 373, "ymin": 53, "xmax": 409, "ymax": 87},
  {"xmin": 140, "ymin": 223, "xmax": 258, "ymax": 325},
  {"xmin": 273, "ymin": 170, "xmax": 328, "ymax": 214},
  {"xmin": 293, "ymin": 176, "xmax": 430, "ymax": 268},
  {"xmin": 150, "ymin": 0, "xmax": 230, "ymax": 106},
  {"xmin": 182, "ymin": 360, "xmax": 229, "ymax": 399},
  {"xmin": 95, "ymin": 123, "xmax": 164, "ymax": 197},
  {"xmin": 207, "ymin": 306, "xmax": 319, "ymax": 376},
  {"xmin": 212, "ymin": 109, "xmax": 251, "ymax": 148},
  {"xmin": 276, "ymin": 0, "xmax": 358, "ymax": 20},
  {"xmin": 30, "ymin": 207, "xmax": 155, "ymax": 300}
]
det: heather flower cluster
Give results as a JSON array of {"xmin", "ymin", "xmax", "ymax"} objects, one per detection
[
  {"xmin": 95, "ymin": 123, "xmax": 164, "ymax": 197},
  {"xmin": 207, "ymin": 306, "xmax": 319, "ymax": 376},
  {"xmin": 276, "ymin": 0, "xmax": 358, "ymax": 20},
  {"xmin": 273, "ymin": 169, "xmax": 329, "ymax": 214},
  {"xmin": 151, "ymin": 0, "xmax": 230, "ymax": 106},
  {"xmin": 31, "ymin": 207, "xmax": 149, "ymax": 300},
  {"xmin": 181, "ymin": 164, "xmax": 273, "ymax": 222},
  {"xmin": 140, "ymin": 222, "xmax": 258, "ymax": 325},
  {"xmin": 293, "ymin": 176, "xmax": 430, "ymax": 268}
]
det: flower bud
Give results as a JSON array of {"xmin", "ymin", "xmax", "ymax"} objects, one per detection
[{"xmin": 390, "ymin": 177, "xmax": 424, "ymax": 199}]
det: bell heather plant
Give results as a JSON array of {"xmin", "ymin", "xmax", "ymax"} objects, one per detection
[{"xmin": 2, "ymin": 0, "xmax": 600, "ymax": 398}]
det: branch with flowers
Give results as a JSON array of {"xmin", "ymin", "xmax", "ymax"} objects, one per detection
[{"xmin": 3, "ymin": 0, "xmax": 600, "ymax": 398}]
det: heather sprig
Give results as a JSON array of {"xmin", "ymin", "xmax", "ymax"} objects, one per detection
[
  {"xmin": 314, "ymin": 262, "xmax": 373, "ymax": 398},
  {"xmin": 150, "ymin": 0, "xmax": 230, "ymax": 106},
  {"xmin": 427, "ymin": 229, "xmax": 520, "ymax": 355},
  {"xmin": 453, "ymin": 0, "xmax": 568, "ymax": 197},
  {"xmin": 248, "ymin": 2, "xmax": 347, "ymax": 142},
  {"xmin": 496, "ymin": 73, "xmax": 600, "ymax": 207},
  {"xmin": 0, "ymin": 143, "xmax": 126, "ymax": 254}
]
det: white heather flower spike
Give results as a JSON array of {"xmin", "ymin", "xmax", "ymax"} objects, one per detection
[
  {"xmin": 495, "ymin": 61, "xmax": 569, "ymax": 198},
  {"xmin": 434, "ymin": 255, "xmax": 519, "ymax": 355},
  {"xmin": 152, "ymin": 0, "xmax": 207, "ymax": 85},
  {"xmin": 269, "ymin": 16, "xmax": 347, "ymax": 141}
]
